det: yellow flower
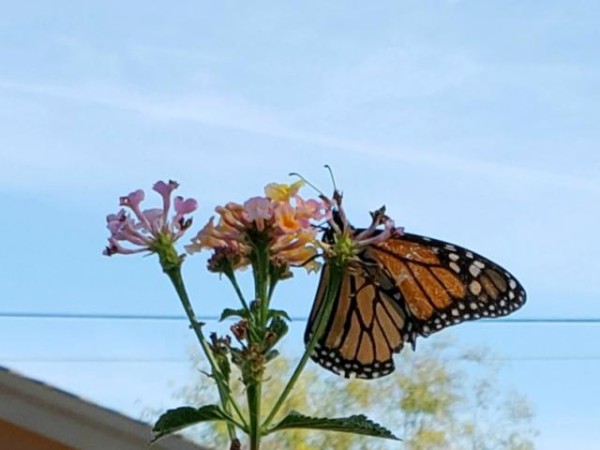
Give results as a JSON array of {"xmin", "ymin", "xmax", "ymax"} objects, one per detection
[{"xmin": 264, "ymin": 180, "xmax": 305, "ymax": 202}]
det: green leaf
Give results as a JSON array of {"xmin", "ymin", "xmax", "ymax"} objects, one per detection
[
  {"xmin": 152, "ymin": 405, "xmax": 236, "ymax": 442},
  {"xmin": 269, "ymin": 315, "xmax": 289, "ymax": 338},
  {"xmin": 219, "ymin": 308, "xmax": 248, "ymax": 321},
  {"xmin": 264, "ymin": 315, "xmax": 288, "ymax": 352},
  {"xmin": 268, "ymin": 411, "xmax": 400, "ymax": 440},
  {"xmin": 267, "ymin": 308, "xmax": 292, "ymax": 321},
  {"xmin": 265, "ymin": 349, "xmax": 280, "ymax": 362}
]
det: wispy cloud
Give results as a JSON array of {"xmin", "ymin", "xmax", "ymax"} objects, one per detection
[{"xmin": 1, "ymin": 79, "xmax": 598, "ymax": 194}]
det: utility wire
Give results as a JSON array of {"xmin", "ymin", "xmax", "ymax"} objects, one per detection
[
  {"xmin": 3, "ymin": 356, "xmax": 600, "ymax": 363},
  {"xmin": 1, "ymin": 312, "xmax": 600, "ymax": 324},
  {"xmin": 3, "ymin": 313, "xmax": 600, "ymax": 362}
]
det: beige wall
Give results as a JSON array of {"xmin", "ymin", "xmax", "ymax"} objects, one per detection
[{"xmin": 0, "ymin": 418, "xmax": 76, "ymax": 450}]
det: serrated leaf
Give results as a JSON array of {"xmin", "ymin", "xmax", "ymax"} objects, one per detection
[
  {"xmin": 268, "ymin": 411, "xmax": 399, "ymax": 440},
  {"xmin": 152, "ymin": 405, "xmax": 236, "ymax": 442},
  {"xmin": 219, "ymin": 308, "xmax": 248, "ymax": 321}
]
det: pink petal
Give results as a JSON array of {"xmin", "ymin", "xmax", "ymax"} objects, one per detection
[
  {"xmin": 103, "ymin": 237, "xmax": 148, "ymax": 256},
  {"xmin": 120, "ymin": 189, "xmax": 145, "ymax": 209},
  {"xmin": 153, "ymin": 180, "xmax": 179, "ymax": 196},
  {"xmin": 143, "ymin": 208, "xmax": 164, "ymax": 235},
  {"xmin": 244, "ymin": 197, "xmax": 272, "ymax": 221},
  {"xmin": 119, "ymin": 189, "xmax": 154, "ymax": 232},
  {"xmin": 153, "ymin": 180, "xmax": 179, "ymax": 218},
  {"xmin": 172, "ymin": 196, "xmax": 198, "ymax": 230},
  {"xmin": 174, "ymin": 196, "xmax": 198, "ymax": 215}
]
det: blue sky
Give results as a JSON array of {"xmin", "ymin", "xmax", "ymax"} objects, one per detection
[{"xmin": 1, "ymin": 1, "xmax": 599, "ymax": 448}]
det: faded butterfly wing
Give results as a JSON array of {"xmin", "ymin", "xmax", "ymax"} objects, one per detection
[{"xmin": 305, "ymin": 228, "xmax": 526, "ymax": 379}]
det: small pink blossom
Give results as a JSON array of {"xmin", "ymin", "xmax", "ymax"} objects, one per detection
[
  {"xmin": 153, "ymin": 180, "xmax": 179, "ymax": 222},
  {"xmin": 104, "ymin": 180, "xmax": 197, "ymax": 257},
  {"xmin": 243, "ymin": 197, "xmax": 273, "ymax": 231},
  {"xmin": 294, "ymin": 197, "xmax": 330, "ymax": 226}
]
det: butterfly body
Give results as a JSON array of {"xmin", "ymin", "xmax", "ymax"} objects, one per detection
[{"xmin": 305, "ymin": 218, "xmax": 526, "ymax": 379}]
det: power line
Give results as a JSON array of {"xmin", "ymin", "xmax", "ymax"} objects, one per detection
[
  {"xmin": 3, "ymin": 356, "xmax": 600, "ymax": 363},
  {"xmin": 0, "ymin": 312, "xmax": 283, "ymax": 321},
  {"xmin": 1, "ymin": 311, "xmax": 600, "ymax": 324},
  {"xmin": 0, "ymin": 312, "xmax": 198, "ymax": 321}
]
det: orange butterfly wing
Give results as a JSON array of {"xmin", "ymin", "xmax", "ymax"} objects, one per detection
[
  {"xmin": 305, "ymin": 232, "xmax": 526, "ymax": 379},
  {"xmin": 370, "ymin": 233, "xmax": 526, "ymax": 336},
  {"xmin": 305, "ymin": 263, "xmax": 410, "ymax": 378}
]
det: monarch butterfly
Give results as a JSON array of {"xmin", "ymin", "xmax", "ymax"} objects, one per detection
[{"xmin": 304, "ymin": 191, "xmax": 526, "ymax": 379}]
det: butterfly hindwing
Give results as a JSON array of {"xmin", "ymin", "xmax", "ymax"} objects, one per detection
[{"xmin": 305, "ymin": 263, "xmax": 411, "ymax": 379}]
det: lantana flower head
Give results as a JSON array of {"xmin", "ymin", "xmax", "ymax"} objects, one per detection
[
  {"xmin": 103, "ymin": 180, "xmax": 198, "ymax": 260},
  {"xmin": 186, "ymin": 180, "xmax": 330, "ymax": 273}
]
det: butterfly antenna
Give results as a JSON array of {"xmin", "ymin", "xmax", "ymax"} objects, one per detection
[{"xmin": 289, "ymin": 172, "xmax": 326, "ymax": 197}]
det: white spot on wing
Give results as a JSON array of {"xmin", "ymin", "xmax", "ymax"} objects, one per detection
[
  {"xmin": 469, "ymin": 265, "xmax": 481, "ymax": 277},
  {"xmin": 469, "ymin": 281, "xmax": 482, "ymax": 295}
]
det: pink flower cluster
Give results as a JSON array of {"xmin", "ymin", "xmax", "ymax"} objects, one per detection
[
  {"xmin": 104, "ymin": 180, "xmax": 198, "ymax": 256},
  {"xmin": 186, "ymin": 181, "xmax": 330, "ymax": 272}
]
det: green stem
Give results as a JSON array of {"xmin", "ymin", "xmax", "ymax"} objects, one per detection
[
  {"xmin": 165, "ymin": 268, "xmax": 243, "ymax": 438},
  {"xmin": 262, "ymin": 267, "xmax": 344, "ymax": 429},
  {"xmin": 224, "ymin": 268, "xmax": 250, "ymax": 313},
  {"xmin": 245, "ymin": 242, "xmax": 271, "ymax": 449},
  {"xmin": 252, "ymin": 244, "xmax": 271, "ymax": 330},
  {"xmin": 247, "ymin": 381, "xmax": 262, "ymax": 450},
  {"xmin": 224, "ymin": 268, "xmax": 264, "ymax": 346}
]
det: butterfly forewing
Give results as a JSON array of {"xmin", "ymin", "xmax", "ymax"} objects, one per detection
[{"xmin": 371, "ymin": 233, "xmax": 526, "ymax": 336}]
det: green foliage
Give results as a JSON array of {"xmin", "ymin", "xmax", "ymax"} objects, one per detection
[
  {"xmin": 219, "ymin": 308, "xmax": 249, "ymax": 321},
  {"xmin": 266, "ymin": 309, "xmax": 292, "ymax": 322},
  {"xmin": 269, "ymin": 411, "xmax": 399, "ymax": 440},
  {"xmin": 148, "ymin": 338, "xmax": 536, "ymax": 450},
  {"xmin": 152, "ymin": 405, "xmax": 237, "ymax": 442}
]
